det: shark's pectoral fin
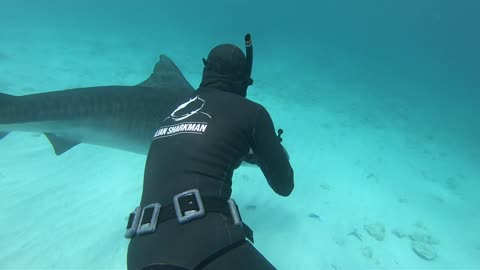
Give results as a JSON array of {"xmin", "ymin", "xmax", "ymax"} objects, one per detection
[
  {"xmin": 137, "ymin": 55, "xmax": 195, "ymax": 92},
  {"xmin": 44, "ymin": 133, "xmax": 80, "ymax": 155},
  {"xmin": 0, "ymin": 132, "xmax": 9, "ymax": 140}
]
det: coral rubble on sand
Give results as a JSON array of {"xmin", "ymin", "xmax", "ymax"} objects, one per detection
[
  {"xmin": 392, "ymin": 222, "xmax": 439, "ymax": 261},
  {"xmin": 364, "ymin": 222, "xmax": 386, "ymax": 241}
]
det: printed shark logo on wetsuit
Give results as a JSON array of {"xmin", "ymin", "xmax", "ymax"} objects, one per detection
[
  {"xmin": 163, "ymin": 96, "xmax": 212, "ymax": 122},
  {"xmin": 153, "ymin": 96, "xmax": 211, "ymax": 139}
]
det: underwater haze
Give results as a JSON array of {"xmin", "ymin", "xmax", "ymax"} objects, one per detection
[{"xmin": 1, "ymin": 0, "xmax": 479, "ymax": 269}]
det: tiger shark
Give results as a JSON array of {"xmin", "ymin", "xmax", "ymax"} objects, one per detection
[{"xmin": 0, "ymin": 55, "xmax": 203, "ymax": 156}]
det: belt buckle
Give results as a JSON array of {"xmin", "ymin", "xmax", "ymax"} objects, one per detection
[
  {"xmin": 227, "ymin": 199, "xmax": 243, "ymax": 227},
  {"xmin": 137, "ymin": 203, "xmax": 162, "ymax": 236},
  {"xmin": 173, "ymin": 189, "xmax": 206, "ymax": 224},
  {"xmin": 125, "ymin": 207, "xmax": 141, "ymax": 239}
]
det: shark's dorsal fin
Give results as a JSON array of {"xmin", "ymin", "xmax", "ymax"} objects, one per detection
[
  {"xmin": 137, "ymin": 55, "xmax": 195, "ymax": 91},
  {"xmin": 44, "ymin": 133, "xmax": 80, "ymax": 155}
]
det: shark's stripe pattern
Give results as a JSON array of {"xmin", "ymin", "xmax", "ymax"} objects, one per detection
[{"xmin": 0, "ymin": 55, "xmax": 195, "ymax": 155}]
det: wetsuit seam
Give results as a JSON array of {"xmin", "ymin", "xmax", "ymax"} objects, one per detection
[
  {"xmin": 218, "ymin": 182, "xmax": 223, "ymax": 198},
  {"xmin": 252, "ymin": 105, "xmax": 260, "ymax": 139},
  {"xmin": 222, "ymin": 162, "xmax": 233, "ymax": 197},
  {"xmin": 222, "ymin": 214, "xmax": 234, "ymax": 244}
]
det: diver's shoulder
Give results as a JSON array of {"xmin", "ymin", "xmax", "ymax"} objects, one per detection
[
  {"xmin": 198, "ymin": 88, "xmax": 263, "ymax": 110},
  {"xmin": 235, "ymin": 96, "xmax": 266, "ymax": 113},
  {"xmin": 241, "ymin": 96, "xmax": 262, "ymax": 107},
  {"xmin": 216, "ymin": 90, "xmax": 261, "ymax": 106}
]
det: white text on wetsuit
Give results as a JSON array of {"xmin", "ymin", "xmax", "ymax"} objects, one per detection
[{"xmin": 153, "ymin": 122, "xmax": 208, "ymax": 139}]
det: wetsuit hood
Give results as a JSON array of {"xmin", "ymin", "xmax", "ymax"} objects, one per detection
[{"xmin": 199, "ymin": 44, "xmax": 253, "ymax": 97}]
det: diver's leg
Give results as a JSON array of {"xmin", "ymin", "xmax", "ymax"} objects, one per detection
[{"xmin": 200, "ymin": 240, "xmax": 277, "ymax": 270}]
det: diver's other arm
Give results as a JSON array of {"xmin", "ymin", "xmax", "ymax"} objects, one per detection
[
  {"xmin": 244, "ymin": 130, "xmax": 289, "ymax": 164},
  {"xmin": 251, "ymin": 106, "xmax": 294, "ymax": 196}
]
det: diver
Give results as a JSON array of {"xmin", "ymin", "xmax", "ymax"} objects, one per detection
[{"xmin": 125, "ymin": 34, "xmax": 294, "ymax": 270}]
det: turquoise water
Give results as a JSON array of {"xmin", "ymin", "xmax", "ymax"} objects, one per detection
[{"xmin": 1, "ymin": 0, "xmax": 479, "ymax": 269}]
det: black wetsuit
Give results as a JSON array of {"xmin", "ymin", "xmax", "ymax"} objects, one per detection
[{"xmin": 127, "ymin": 87, "xmax": 294, "ymax": 270}]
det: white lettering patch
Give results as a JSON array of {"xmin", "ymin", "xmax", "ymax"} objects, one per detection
[{"xmin": 153, "ymin": 122, "xmax": 208, "ymax": 139}]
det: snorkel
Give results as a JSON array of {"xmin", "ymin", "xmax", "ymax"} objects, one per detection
[{"xmin": 244, "ymin": 33, "xmax": 254, "ymax": 86}]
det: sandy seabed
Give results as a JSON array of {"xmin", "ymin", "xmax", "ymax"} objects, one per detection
[{"xmin": 1, "ymin": 29, "xmax": 479, "ymax": 269}]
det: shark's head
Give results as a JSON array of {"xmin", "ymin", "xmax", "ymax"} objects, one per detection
[{"xmin": 200, "ymin": 42, "xmax": 253, "ymax": 98}]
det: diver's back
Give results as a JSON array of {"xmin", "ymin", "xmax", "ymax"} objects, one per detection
[
  {"xmin": 140, "ymin": 87, "xmax": 261, "ymax": 206},
  {"xmin": 127, "ymin": 87, "xmax": 264, "ymax": 269}
]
